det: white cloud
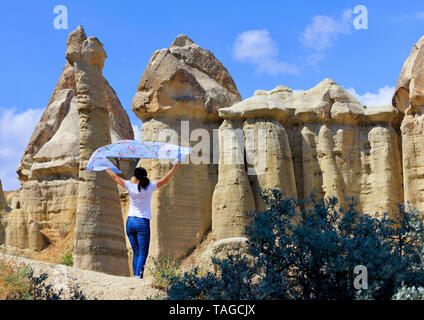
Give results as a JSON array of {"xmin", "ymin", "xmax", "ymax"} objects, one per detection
[
  {"xmin": 300, "ymin": 9, "xmax": 354, "ymax": 51},
  {"xmin": 234, "ymin": 10, "xmax": 357, "ymax": 73},
  {"xmin": 347, "ymin": 86, "xmax": 395, "ymax": 107},
  {"xmin": 299, "ymin": 9, "xmax": 356, "ymax": 66},
  {"xmin": 0, "ymin": 107, "xmax": 44, "ymax": 191},
  {"xmin": 0, "ymin": 109, "xmax": 144, "ymax": 191},
  {"xmin": 233, "ymin": 29, "xmax": 300, "ymax": 76}
]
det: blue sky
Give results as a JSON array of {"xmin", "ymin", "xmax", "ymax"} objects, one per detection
[{"xmin": 0, "ymin": 0, "xmax": 423, "ymax": 190}]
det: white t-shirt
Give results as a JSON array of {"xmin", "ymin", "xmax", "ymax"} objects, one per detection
[{"xmin": 124, "ymin": 180, "xmax": 157, "ymax": 220}]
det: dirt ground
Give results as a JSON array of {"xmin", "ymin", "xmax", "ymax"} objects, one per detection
[{"xmin": 0, "ymin": 253, "xmax": 165, "ymax": 300}]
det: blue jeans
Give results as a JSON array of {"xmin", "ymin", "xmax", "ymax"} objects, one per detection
[{"xmin": 126, "ymin": 217, "xmax": 150, "ymax": 278}]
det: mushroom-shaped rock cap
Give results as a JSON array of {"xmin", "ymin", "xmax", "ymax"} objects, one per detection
[
  {"xmin": 286, "ymin": 79, "xmax": 400, "ymax": 123},
  {"xmin": 65, "ymin": 25, "xmax": 87, "ymax": 66},
  {"xmin": 360, "ymin": 105, "xmax": 401, "ymax": 123},
  {"xmin": 219, "ymin": 79, "xmax": 400, "ymax": 124},
  {"xmin": 284, "ymin": 78, "xmax": 365, "ymax": 123},
  {"xmin": 169, "ymin": 34, "xmax": 239, "ymax": 97},
  {"xmin": 17, "ymin": 26, "xmax": 133, "ymax": 182},
  {"xmin": 132, "ymin": 34, "xmax": 241, "ymax": 121},
  {"xmin": 219, "ymin": 86, "xmax": 292, "ymax": 122},
  {"xmin": 81, "ymin": 37, "xmax": 107, "ymax": 69},
  {"xmin": 393, "ymin": 35, "xmax": 424, "ymax": 113},
  {"xmin": 254, "ymin": 85, "xmax": 292, "ymax": 96},
  {"xmin": 66, "ymin": 26, "xmax": 106, "ymax": 69}
]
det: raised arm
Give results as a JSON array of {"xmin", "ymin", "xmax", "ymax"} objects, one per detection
[
  {"xmin": 106, "ymin": 169, "xmax": 126, "ymax": 188},
  {"xmin": 156, "ymin": 163, "xmax": 181, "ymax": 189}
]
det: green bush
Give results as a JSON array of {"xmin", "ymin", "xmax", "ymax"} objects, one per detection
[
  {"xmin": 1, "ymin": 261, "xmax": 86, "ymax": 300},
  {"xmin": 60, "ymin": 254, "xmax": 73, "ymax": 267},
  {"xmin": 392, "ymin": 205, "xmax": 424, "ymax": 300},
  {"xmin": 163, "ymin": 191, "xmax": 424, "ymax": 300},
  {"xmin": 147, "ymin": 256, "xmax": 180, "ymax": 289},
  {"xmin": 393, "ymin": 286, "xmax": 424, "ymax": 300}
]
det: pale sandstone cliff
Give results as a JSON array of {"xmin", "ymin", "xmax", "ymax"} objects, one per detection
[
  {"xmin": 0, "ymin": 179, "xmax": 8, "ymax": 244},
  {"xmin": 218, "ymin": 89, "xmax": 298, "ymax": 213},
  {"xmin": 395, "ymin": 36, "xmax": 424, "ymax": 212},
  {"xmin": 217, "ymin": 79, "xmax": 403, "ymax": 229},
  {"xmin": 212, "ymin": 119, "xmax": 256, "ymax": 241},
  {"xmin": 132, "ymin": 34, "xmax": 241, "ymax": 260},
  {"xmin": 5, "ymin": 26, "xmax": 134, "ymax": 272}
]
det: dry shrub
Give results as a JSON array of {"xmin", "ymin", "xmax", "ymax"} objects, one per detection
[{"xmin": 0, "ymin": 256, "xmax": 31, "ymax": 299}]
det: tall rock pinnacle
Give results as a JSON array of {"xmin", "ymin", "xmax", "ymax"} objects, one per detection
[{"xmin": 69, "ymin": 26, "xmax": 129, "ymax": 276}]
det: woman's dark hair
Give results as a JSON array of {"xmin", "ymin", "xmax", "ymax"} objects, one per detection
[{"xmin": 134, "ymin": 167, "xmax": 150, "ymax": 192}]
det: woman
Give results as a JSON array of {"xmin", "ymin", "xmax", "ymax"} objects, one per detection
[{"xmin": 106, "ymin": 163, "xmax": 180, "ymax": 279}]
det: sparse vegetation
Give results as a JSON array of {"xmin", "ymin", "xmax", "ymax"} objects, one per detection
[
  {"xmin": 60, "ymin": 253, "xmax": 73, "ymax": 267},
  {"xmin": 146, "ymin": 293, "xmax": 166, "ymax": 300},
  {"xmin": 159, "ymin": 191, "xmax": 424, "ymax": 300},
  {"xmin": 392, "ymin": 205, "xmax": 424, "ymax": 300},
  {"xmin": 147, "ymin": 256, "xmax": 181, "ymax": 289},
  {"xmin": 0, "ymin": 259, "xmax": 32, "ymax": 299},
  {"xmin": 0, "ymin": 256, "xmax": 86, "ymax": 300}
]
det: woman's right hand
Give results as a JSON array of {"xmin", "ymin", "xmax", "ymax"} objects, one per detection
[{"xmin": 157, "ymin": 162, "xmax": 181, "ymax": 189}]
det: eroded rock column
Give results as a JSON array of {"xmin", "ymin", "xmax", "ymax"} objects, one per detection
[
  {"xmin": 218, "ymin": 80, "xmax": 404, "ymax": 219},
  {"xmin": 243, "ymin": 119, "xmax": 297, "ymax": 212},
  {"xmin": 394, "ymin": 35, "xmax": 424, "ymax": 213},
  {"xmin": 0, "ymin": 179, "xmax": 8, "ymax": 244},
  {"xmin": 401, "ymin": 114, "xmax": 424, "ymax": 212},
  {"xmin": 69, "ymin": 28, "xmax": 129, "ymax": 276},
  {"xmin": 212, "ymin": 119, "xmax": 256, "ymax": 240},
  {"xmin": 132, "ymin": 34, "xmax": 241, "ymax": 260},
  {"xmin": 5, "ymin": 26, "xmax": 133, "ymax": 258}
]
